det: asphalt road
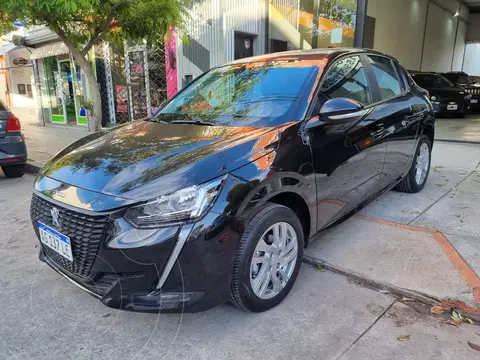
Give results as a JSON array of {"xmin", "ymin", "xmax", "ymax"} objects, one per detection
[{"xmin": 0, "ymin": 173, "xmax": 479, "ymax": 360}]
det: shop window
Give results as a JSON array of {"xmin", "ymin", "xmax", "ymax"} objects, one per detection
[
  {"xmin": 27, "ymin": 84, "xmax": 33, "ymax": 98},
  {"xmin": 17, "ymin": 83, "xmax": 26, "ymax": 95},
  {"xmin": 268, "ymin": 0, "xmax": 358, "ymax": 52},
  {"xmin": 367, "ymin": 56, "xmax": 402, "ymax": 100}
]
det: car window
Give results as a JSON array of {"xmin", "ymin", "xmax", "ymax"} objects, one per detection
[
  {"xmin": 158, "ymin": 61, "xmax": 322, "ymax": 127},
  {"xmin": 0, "ymin": 100, "xmax": 7, "ymax": 111},
  {"xmin": 412, "ymin": 74, "xmax": 454, "ymax": 88},
  {"xmin": 368, "ymin": 56, "xmax": 402, "ymax": 100},
  {"xmin": 319, "ymin": 55, "xmax": 372, "ymax": 106}
]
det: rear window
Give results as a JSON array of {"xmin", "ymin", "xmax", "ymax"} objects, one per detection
[
  {"xmin": 444, "ymin": 73, "xmax": 472, "ymax": 86},
  {"xmin": 0, "ymin": 100, "xmax": 7, "ymax": 111}
]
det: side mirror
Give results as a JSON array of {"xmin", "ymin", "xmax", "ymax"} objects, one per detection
[{"xmin": 319, "ymin": 98, "xmax": 364, "ymax": 124}]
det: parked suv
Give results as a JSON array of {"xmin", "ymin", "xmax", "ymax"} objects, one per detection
[
  {"xmin": 442, "ymin": 71, "xmax": 480, "ymax": 111},
  {"xmin": 0, "ymin": 100, "xmax": 27, "ymax": 178},
  {"xmin": 411, "ymin": 72, "xmax": 470, "ymax": 117},
  {"xmin": 31, "ymin": 49, "xmax": 434, "ymax": 313}
]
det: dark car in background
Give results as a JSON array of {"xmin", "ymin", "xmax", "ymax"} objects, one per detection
[
  {"xmin": 0, "ymin": 100, "xmax": 27, "ymax": 178},
  {"xmin": 31, "ymin": 49, "xmax": 434, "ymax": 313},
  {"xmin": 411, "ymin": 72, "xmax": 470, "ymax": 117},
  {"xmin": 442, "ymin": 71, "xmax": 480, "ymax": 111}
]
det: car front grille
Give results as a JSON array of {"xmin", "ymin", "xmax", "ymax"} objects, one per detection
[
  {"xmin": 466, "ymin": 87, "xmax": 480, "ymax": 97},
  {"xmin": 30, "ymin": 193, "xmax": 111, "ymax": 278}
]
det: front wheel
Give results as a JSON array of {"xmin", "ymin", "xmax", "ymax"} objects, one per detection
[
  {"xmin": 395, "ymin": 135, "xmax": 431, "ymax": 193},
  {"xmin": 230, "ymin": 203, "xmax": 304, "ymax": 312}
]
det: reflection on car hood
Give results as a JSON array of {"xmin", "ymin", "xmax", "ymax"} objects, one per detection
[{"xmin": 40, "ymin": 120, "xmax": 281, "ymax": 200}]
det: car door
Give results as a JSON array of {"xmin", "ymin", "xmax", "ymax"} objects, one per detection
[
  {"xmin": 302, "ymin": 54, "xmax": 387, "ymax": 230},
  {"xmin": 364, "ymin": 55, "xmax": 424, "ymax": 189}
]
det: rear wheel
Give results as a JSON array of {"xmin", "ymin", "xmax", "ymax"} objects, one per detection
[
  {"xmin": 395, "ymin": 135, "xmax": 431, "ymax": 193},
  {"xmin": 230, "ymin": 203, "xmax": 304, "ymax": 312},
  {"xmin": 2, "ymin": 164, "xmax": 26, "ymax": 178}
]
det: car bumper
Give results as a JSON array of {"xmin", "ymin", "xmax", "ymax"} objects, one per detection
[
  {"xmin": 33, "ymin": 176, "xmax": 244, "ymax": 313},
  {"xmin": 0, "ymin": 134, "xmax": 27, "ymax": 166},
  {"xmin": 432, "ymin": 100, "xmax": 469, "ymax": 115},
  {"xmin": 469, "ymin": 98, "xmax": 480, "ymax": 110}
]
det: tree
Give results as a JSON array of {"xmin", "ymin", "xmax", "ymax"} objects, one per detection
[{"xmin": 0, "ymin": 0, "xmax": 187, "ymax": 131}]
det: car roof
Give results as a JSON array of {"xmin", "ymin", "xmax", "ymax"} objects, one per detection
[{"xmin": 224, "ymin": 48, "xmax": 395, "ymax": 67}]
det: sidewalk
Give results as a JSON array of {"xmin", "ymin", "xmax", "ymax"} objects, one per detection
[
  {"xmin": 306, "ymin": 141, "xmax": 480, "ymax": 315},
  {"xmin": 23, "ymin": 122, "xmax": 89, "ymax": 171}
]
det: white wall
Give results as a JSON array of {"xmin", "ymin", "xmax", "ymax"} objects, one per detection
[
  {"xmin": 467, "ymin": 14, "xmax": 480, "ymax": 42},
  {"xmin": 421, "ymin": 2, "xmax": 457, "ymax": 72},
  {"xmin": 463, "ymin": 43, "xmax": 480, "ymax": 75},
  {"xmin": 452, "ymin": 20, "xmax": 467, "ymax": 71},
  {"xmin": 367, "ymin": 0, "xmax": 467, "ymax": 72},
  {"xmin": 367, "ymin": 0, "xmax": 428, "ymax": 70},
  {"xmin": 6, "ymin": 47, "xmax": 37, "ymax": 123}
]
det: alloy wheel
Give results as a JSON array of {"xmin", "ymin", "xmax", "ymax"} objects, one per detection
[
  {"xmin": 250, "ymin": 222, "xmax": 298, "ymax": 300},
  {"xmin": 415, "ymin": 142, "xmax": 430, "ymax": 185}
]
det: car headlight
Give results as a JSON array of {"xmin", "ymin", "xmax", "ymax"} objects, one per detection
[
  {"xmin": 465, "ymin": 94, "xmax": 472, "ymax": 100},
  {"xmin": 124, "ymin": 176, "xmax": 226, "ymax": 228},
  {"xmin": 430, "ymin": 95, "xmax": 438, "ymax": 101}
]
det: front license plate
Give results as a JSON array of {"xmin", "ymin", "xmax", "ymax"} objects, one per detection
[
  {"xmin": 38, "ymin": 222, "xmax": 73, "ymax": 262},
  {"xmin": 447, "ymin": 104, "xmax": 458, "ymax": 110},
  {"xmin": 471, "ymin": 99, "xmax": 478, "ymax": 104}
]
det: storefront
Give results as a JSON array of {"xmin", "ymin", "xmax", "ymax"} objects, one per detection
[
  {"xmin": 21, "ymin": 0, "xmax": 365, "ymax": 127},
  {"xmin": 175, "ymin": 0, "xmax": 364, "ymax": 86},
  {"xmin": 30, "ymin": 42, "xmax": 90, "ymax": 126}
]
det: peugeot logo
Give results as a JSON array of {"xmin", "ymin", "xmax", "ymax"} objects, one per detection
[{"xmin": 51, "ymin": 207, "xmax": 61, "ymax": 228}]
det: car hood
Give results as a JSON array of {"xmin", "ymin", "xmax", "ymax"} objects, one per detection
[
  {"xmin": 40, "ymin": 120, "xmax": 281, "ymax": 201},
  {"xmin": 428, "ymin": 87, "xmax": 466, "ymax": 97}
]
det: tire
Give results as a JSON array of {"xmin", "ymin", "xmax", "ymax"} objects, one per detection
[
  {"xmin": 395, "ymin": 135, "xmax": 431, "ymax": 193},
  {"xmin": 230, "ymin": 203, "xmax": 304, "ymax": 312},
  {"xmin": 2, "ymin": 164, "xmax": 26, "ymax": 178}
]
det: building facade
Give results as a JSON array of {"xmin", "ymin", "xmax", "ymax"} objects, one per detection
[{"xmin": 0, "ymin": 0, "xmax": 362, "ymax": 127}]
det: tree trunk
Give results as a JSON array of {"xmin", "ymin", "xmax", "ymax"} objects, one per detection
[{"xmin": 80, "ymin": 62, "xmax": 102, "ymax": 132}]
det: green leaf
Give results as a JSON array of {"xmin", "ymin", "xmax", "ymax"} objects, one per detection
[{"xmin": 451, "ymin": 311, "xmax": 463, "ymax": 321}]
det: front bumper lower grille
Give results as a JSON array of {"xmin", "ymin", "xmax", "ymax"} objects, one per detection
[{"xmin": 30, "ymin": 194, "xmax": 111, "ymax": 278}]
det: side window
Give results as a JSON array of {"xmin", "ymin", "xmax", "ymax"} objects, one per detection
[
  {"xmin": 319, "ymin": 55, "xmax": 372, "ymax": 106},
  {"xmin": 368, "ymin": 56, "xmax": 402, "ymax": 100}
]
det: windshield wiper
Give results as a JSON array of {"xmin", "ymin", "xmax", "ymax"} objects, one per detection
[{"xmin": 171, "ymin": 119, "xmax": 216, "ymax": 126}]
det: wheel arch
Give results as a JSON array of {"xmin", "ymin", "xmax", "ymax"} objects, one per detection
[{"xmin": 422, "ymin": 123, "xmax": 434, "ymax": 146}]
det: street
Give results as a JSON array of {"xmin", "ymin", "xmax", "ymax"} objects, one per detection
[{"xmin": 1, "ymin": 144, "xmax": 480, "ymax": 359}]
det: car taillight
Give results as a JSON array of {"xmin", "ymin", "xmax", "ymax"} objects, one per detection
[{"xmin": 6, "ymin": 116, "xmax": 21, "ymax": 132}]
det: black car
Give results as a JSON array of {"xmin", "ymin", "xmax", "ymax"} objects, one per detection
[
  {"xmin": 442, "ymin": 71, "xmax": 480, "ymax": 111},
  {"xmin": 31, "ymin": 49, "xmax": 434, "ymax": 313},
  {"xmin": 0, "ymin": 100, "xmax": 27, "ymax": 178},
  {"xmin": 411, "ymin": 72, "xmax": 470, "ymax": 117}
]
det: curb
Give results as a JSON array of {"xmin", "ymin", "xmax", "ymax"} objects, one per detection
[
  {"xmin": 303, "ymin": 256, "xmax": 480, "ymax": 317},
  {"xmin": 25, "ymin": 161, "xmax": 42, "ymax": 175},
  {"xmin": 436, "ymin": 139, "xmax": 480, "ymax": 145}
]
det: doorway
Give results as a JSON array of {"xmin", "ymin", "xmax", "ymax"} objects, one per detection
[{"xmin": 234, "ymin": 33, "xmax": 254, "ymax": 60}]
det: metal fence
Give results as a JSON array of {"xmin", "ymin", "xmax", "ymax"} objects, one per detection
[{"xmin": 95, "ymin": 42, "xmax": 168, "ymax": 126}]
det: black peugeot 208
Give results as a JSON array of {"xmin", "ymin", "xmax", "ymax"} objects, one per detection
[{"xmin": 31, "ymin": 49, "xmax": 434, "ymax": 313}]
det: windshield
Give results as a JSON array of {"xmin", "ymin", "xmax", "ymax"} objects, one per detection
[
  {"xmin": 413, "ymin": 74, "xmax": 454, "ymax": 88},
  {"xmin": 156, "ymin": 61, "xmax": 321, "ymax": 127},
  {"xmin": 444, "ymin": 73, "xmax": 473, "ymax": 86}
]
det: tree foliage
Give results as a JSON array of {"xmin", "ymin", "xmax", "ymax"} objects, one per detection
[{"xmin": 0, "ymin": 0, "xmax": 187, "ymax": 131}]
